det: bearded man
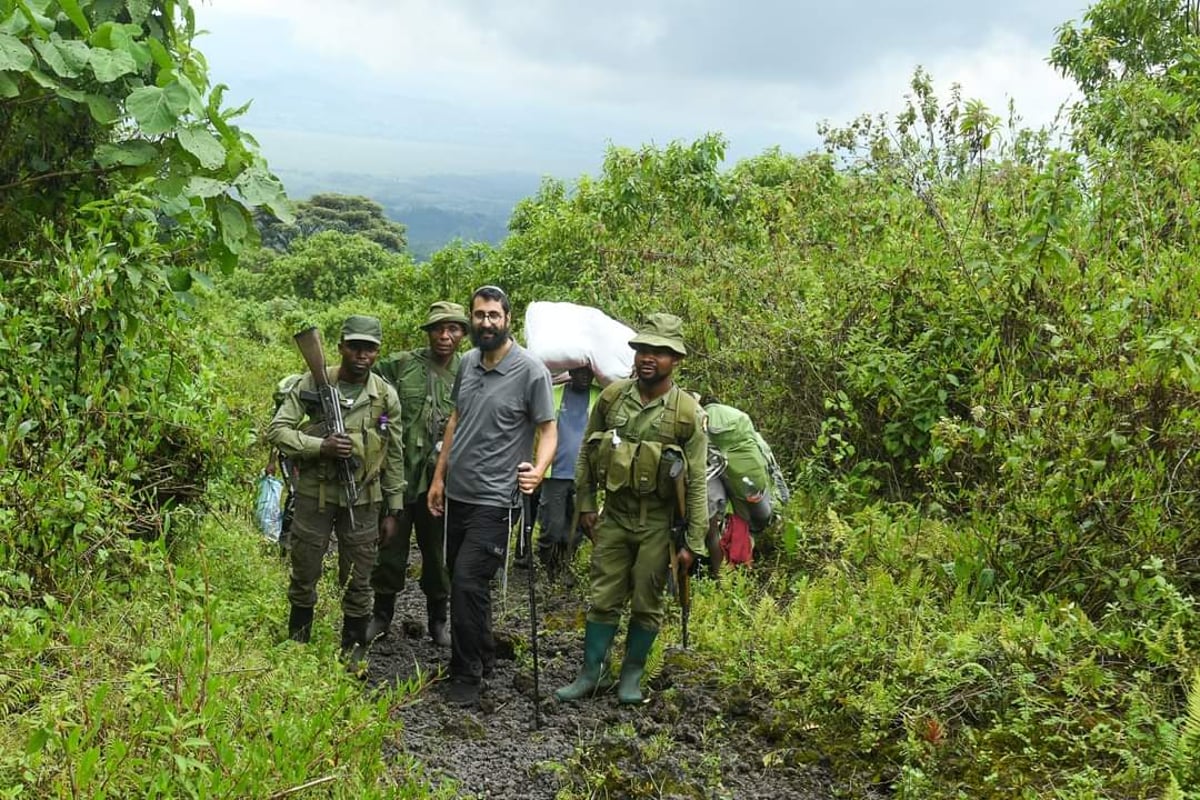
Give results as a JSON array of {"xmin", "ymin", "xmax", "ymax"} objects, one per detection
[{"xmin": 427, "ymin": 285, "xmax": 557, "ymax": 708}]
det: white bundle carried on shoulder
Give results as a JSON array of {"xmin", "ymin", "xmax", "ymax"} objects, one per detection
[{"xmin": 524, "ymin": 301, "xmax": 635, "ymax": 386}]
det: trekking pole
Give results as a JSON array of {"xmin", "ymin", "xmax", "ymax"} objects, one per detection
[{"xmin": 521, "ymin": 489, "xmax": 542, "ymax": 729}]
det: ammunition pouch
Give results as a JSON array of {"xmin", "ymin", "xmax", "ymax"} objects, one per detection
[
  {"xmin": 585, "ymin": 430, "xmax": 613, "ymax": 489},
  {"xmin": 588, "ymin": 432, "xmax": 683, "ymax": 502},
  {"xmin": 606, "ymin": 435, "xmax": 637, "ymax": 494}
]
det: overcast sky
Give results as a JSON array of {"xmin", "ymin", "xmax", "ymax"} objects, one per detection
[{"xmin": 196, "ymin": 0, "xmax": 1088, "ymax": 180}]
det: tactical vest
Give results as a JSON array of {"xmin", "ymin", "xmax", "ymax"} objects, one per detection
[
  {"xmin": 297, "ymin": 369, "xmax": 391, "ymax": 502},
  {"xmin": 379, "ymin": 350, "xmax": 455, "ymax": 500},
  {"xmin": 585, "ymin": 379, "xmax": 700, "ymax": 503}
]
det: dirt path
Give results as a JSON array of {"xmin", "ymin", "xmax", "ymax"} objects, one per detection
[{"xmin": 364, "ymin": 558, "xmax": 845, "ymax": 799}]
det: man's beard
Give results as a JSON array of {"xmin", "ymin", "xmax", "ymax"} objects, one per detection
[{"xmin": 471, "ymin": 325, "xmax": 510, "ymax": 351}]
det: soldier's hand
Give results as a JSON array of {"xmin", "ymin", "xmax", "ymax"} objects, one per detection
[
  {"xmin": 379, "ymin": 513, "xmax": 399, "ymax": 547},
  {"xmin": 320, "ymin": 433, "xmax": 353, "ymax": 459},
  {"xmin": 427, "ymin": 477, "xmax": 445, "ymax": 518},
  {"xmin": 677, "ymin": 546, "xmax": 695, "ymax": 574},
  {"xmin": 579, "ymin": 512, "xmax": 598, "ymax": 541}
]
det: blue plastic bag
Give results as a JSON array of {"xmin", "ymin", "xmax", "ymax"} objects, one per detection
[{"xmin": 254, "ymin": 473, "xmax": 284, "ymax": 542}]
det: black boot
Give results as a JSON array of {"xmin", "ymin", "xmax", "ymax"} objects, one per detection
[
  {"xmin": 427, "ymin": 598, "xmax": 451, "ymax": 647},
  {"xmin": 288, "ymin": 605, "xmax": 313, "ymax": 643},
  {"xmin": 538, "ymin": 542, "xmax": 563, "ymax": 578},
  {"xmin": 341, "ymin": 614, "xmax": 370, "ymax": 675},
  {"xmin": 365, "ymin": 593, "xmax": 396, "ymax": 642}
]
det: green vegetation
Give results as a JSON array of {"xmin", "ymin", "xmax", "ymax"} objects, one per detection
[
  {"xmin": 255, "ymin": 193, "xmax": 408, "ymax": 254},
  {"xmin": 5, "ymin": 0, "xmax": 1200, "ymax": 796}
]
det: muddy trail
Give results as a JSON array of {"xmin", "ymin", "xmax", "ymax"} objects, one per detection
[{"xmin": 362, "ymin": 553, "xmax": 855, "ymax": 799}]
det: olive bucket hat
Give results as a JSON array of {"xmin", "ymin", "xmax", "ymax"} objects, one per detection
[
  {"xmin": 421, "ymin": 300, "xmax": 469, "ymax": 331},
  {"xmin": 628, "ymin": 312, "xmax": 687, "ymax": 357},
  {"xmin": 341, "ymin": 315, "xmax": 383, "ymax": 346}
]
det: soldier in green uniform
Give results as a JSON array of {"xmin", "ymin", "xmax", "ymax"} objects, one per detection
[
  {"xmin": 368, "ymin": 301, "xmax": 469, "ymax": 647},
  {"xmin": 268, "ymin": 315, "xmax": 405, "ymax": 660},
  {"xmin": 555, "ymin": 313, "xmax": 708, "ymax": 705}
]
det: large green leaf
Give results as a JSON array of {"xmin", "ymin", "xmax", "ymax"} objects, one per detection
[
  {"xmin": 171, "ymin": 70, "xmax": 206, "ymax": 117},
  {"xmin": 24, "ymin": 66, "xmax": 85, "ymax": 101},
  {"xmin": 0, "ymin": 71, "xmax": 18, "ymax": 98},
  {"xmin": 146, "ymin": 36, "xmax": 172, "ymax": 72},
  {"xmin": 186, "ymin": 176, "xmax": 226, "ymax": 198},
  {"xmin": 32, "ymin": 35, "xmax": 90, "ymax": 78},
  {"xmin": 177, "ymin": 125, "xmax": 226, "ymax": 170},
  {"xmin": 91, "ymin": 22, "xmax": 151, "ymax": 71},
  {"xmin": 216, "ymin": 197, "xmax": 248, "ymax": 254},
  {"xmin": 56, "ymin": 0, "xmax": 92, "ymax": 36},
  {"xmin": 89, "ymin": 47, "xmax": 136, "ymax": 82},
  {"xmin": 0, "ymin": 13, "xmax": 29, "ymax": 36},
  {"xmin": 126, "ymin": 0, "xmax": 152, "ymax": 25},
  {"xmin": 95, "ymin": 140, "xmax": 158, "ymax": 167},
  {"xmin": 0, "ymin": 32, "xmax": 34, "ymax": 71},
  {"xmin": 16, "ymin": 3, "xmax": 51, "ymax": 38},
  {"xmin": 233, "ymin": 164, "xmax": 293, "ymax": 222},
  {"xmin": 233, "ymin": 166, "xmax": 284, "ymax": 206},
  {"xmin": 85, "ymin": 93, "xmax": 120, "ymax": 124},
  {"xmin": 125, "ymin": 82, "xmax": 189, "ymax": 136},
  {"xmin": 155, "ymin": 176, "xmax": 192, "ymax": 215}
]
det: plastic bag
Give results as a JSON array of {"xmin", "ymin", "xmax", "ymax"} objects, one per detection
[
  {"xmin": 254, "ymin": 473, "xmax": 284, "ymax": 542},
  {"xmin": 524, "ymin": 301, "xmax": 635, "ymax": 386}
]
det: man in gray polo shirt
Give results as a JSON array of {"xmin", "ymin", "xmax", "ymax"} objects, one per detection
[{"xmin": 428, "ymin": 285, "xmax": 557, "ymax": 708}]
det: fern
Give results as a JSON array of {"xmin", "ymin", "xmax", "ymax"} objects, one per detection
[
  {"xmin": 0, "ymin": 671, "xmax": 38, "ymax": 718},
  {"xmin": 643, "ymin": 637, "xmax": 665, "ymax": 683},
  {"xmin": 1170, "ymin": 668, "xmax": 1200, "ymax": 788}
]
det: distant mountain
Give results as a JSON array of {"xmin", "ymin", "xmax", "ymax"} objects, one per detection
[{"xmin": 273, "ymin": 170, "xmax": 547, "ymax": 259}]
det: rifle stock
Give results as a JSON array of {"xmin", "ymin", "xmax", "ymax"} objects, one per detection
[{"xmin": 293, "ymin": 326, "xmax": 359, "ymax": 525}]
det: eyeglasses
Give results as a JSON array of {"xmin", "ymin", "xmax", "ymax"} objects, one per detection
[{"xmin": 472, "ymin": 310, "xmax": 505, "ymax": 323}]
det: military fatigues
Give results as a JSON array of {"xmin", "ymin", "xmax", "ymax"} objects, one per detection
[
  {"xmin": 556, "ymin": 312, "xmax": 706, "ymax": 706},
  {"xmin": 576, "ymin": 379, "xmax": 708, "ymax": 631},
  {"xmin": 268, "ymin": 369, "xmax": 405, "ymax": 618},
  {"xmin": 372, "ymin": 349, "xmax": 458, "ymax": 606}
]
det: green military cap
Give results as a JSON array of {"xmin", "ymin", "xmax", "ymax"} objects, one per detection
[
  {"xmin": 341, "ymin": 315, "xmax": 382, "ymax": 345},
  {"xmin": 628, "ymin": 312, "xmax": 687, "ymax": 357},
  {"xmin": 421, "ymin": 301, "xmax": 469, "ymax": 330}
]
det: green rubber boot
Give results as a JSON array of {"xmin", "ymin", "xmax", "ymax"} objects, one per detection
[
  {"xmin": 617, "ymin": 622, "xmax": 658, "ymax": 705},
  {"xmin": 554, "ymin": 621, "xmax": 618, "ymax": 702}
]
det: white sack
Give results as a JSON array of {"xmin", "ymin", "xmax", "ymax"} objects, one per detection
[{"xmin": 525, "ymin": 301, "xmax": 635, "ymax": 386}]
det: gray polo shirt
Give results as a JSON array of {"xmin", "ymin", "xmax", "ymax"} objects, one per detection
[{"xmin": 445, "ymin": 341, "xmax": 555, "ymax": 509}]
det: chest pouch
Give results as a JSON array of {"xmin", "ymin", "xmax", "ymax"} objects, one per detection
[
  {"xmin": 631, "ymin": 440, "xmax": 664, "ymax": 497},
  {"xmin": 604, "ymin": 435, "xmax": 639, "ymax": 494},
  {"xmin": 585, "ymin": 430, "xmax": 613, "ymax": 486}
]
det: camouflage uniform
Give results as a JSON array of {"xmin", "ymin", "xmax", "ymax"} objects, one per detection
[
  {"xmin": 268, "ymin": 316, "xmax": 404, "ymax": 649},
  {"xmin": 368, "ymin": 301, "xmax": 469, "ymax": 645}
]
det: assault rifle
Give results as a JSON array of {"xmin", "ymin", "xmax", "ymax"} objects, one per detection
[
  {"xmin": 666, "ymin": 453, "xmax": 691, "ymax": 650},
  {"xmin": 293, "ymin": 326, "xmax": 359, "ymax": 527}
]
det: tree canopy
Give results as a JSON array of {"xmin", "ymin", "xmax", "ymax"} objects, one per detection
[{"xmin": 255, "ymin": 193, "xmax": 407, "ymax": 253}]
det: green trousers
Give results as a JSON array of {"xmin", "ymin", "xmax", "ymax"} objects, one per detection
[
  {"xmin": 370, "ymin": 494, "xmax": 449, "ymax": 604},
  {"xmin": 586, "ymin": 503, "xmax": 671, "ymax": 631},
  {"xmin": 288, "ymin": 494, "xmax": 380, "ymax": 618}
]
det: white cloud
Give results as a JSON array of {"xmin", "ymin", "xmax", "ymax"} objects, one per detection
[{"xmin": 197, "ymin": 0, "xmax": 1083, "ymax": 175}]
